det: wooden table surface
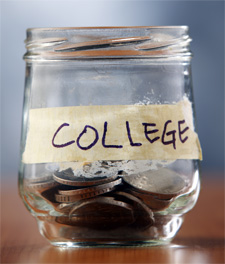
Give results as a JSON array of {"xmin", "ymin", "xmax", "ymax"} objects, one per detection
[{"xmin": 1, "ymin": 174, "xmax": 224, "ymax": 264}]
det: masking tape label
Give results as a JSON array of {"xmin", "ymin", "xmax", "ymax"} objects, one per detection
[{"xmin": 22, "ymin": 99, "xmax": 202, "ymax": 164}]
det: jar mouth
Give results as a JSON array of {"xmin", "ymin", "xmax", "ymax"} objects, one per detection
[
  {"xmin": 26, "ymin": 26, "xmax": 189, "ymax": 31},
  {"xmin": 24, "ymin": 26, "xmax": 192, "ymax": 61}
]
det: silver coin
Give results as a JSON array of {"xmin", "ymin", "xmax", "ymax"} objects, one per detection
[
  {"xmin": 53, "ymin": 168, "xmax": 118, "ymax": 187},
  {"xmin": 123, "ymin": 168, "xmax": 187, "ymax": 199}
]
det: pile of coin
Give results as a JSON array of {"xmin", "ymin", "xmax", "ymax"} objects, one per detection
[{"xmin": 24, "ymin": 167, "xmax": 187, "ymax": 231}]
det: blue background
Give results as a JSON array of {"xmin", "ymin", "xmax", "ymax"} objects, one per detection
[{"xmin": 1, "ymin": 0, "xmax": 224, "ymax": 180}]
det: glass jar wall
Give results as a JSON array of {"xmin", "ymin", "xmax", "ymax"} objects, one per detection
[{"xmin": 19, "ymin": 27, "xmax": 202, "ymax": 247}]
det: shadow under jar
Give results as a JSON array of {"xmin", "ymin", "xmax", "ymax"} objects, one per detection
[{"xmin": 19, "ymin": 26, "xmax": 202, "ymax": 247}]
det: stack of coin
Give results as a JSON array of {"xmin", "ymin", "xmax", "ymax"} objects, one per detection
[
  {"xmin": 24, "ymin": 167, "xmax": 188, "ymax": 232},
  {"xmin": 52, "ymin": 169, "xmax": 155, "ymax": 230}
]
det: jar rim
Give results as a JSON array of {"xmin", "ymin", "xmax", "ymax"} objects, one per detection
[
  {"xmin": 24, "ymin": 26, "xmax": 192, "ymax": 61},
  {"xmin": 26, "ymin": 26, "xmax": 189, "ymax": 32}
]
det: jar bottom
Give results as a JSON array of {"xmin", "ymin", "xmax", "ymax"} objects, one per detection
[{"xmin": 36, "ymin": 214, "xmax": 183, "ymax": 247}]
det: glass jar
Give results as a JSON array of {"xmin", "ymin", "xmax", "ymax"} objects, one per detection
[{"xmin": 19, "ymin": 26, "xmax": 202, "ymax": 247}]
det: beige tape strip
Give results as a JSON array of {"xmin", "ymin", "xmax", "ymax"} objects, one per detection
[{"xmin": 22, "ymin": 99, "xmax": 202, "ymax": 164}]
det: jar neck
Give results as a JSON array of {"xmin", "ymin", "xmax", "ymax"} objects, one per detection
[{"xmin": 24, "ymin": 26, "xmax": 192, "ymax": 61}]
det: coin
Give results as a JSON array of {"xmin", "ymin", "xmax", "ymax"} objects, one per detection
[
  {"xmin": 55, "ymin": 187, "xmax": 113, "ymax": 203},
  {"xmin": 56, "ymin": 196, "xmax": 135, "ymax": 229},
  {"xmin": 123, "ymin": 168, "xmax": 187, "ymax": 199},
  {"xmin": 136, "ymin": 37, "xmax": 183, "ymax": 50},
  {"xmin": 25, "ymin": 176, "xmax": 53, "ymax": 184},
  {"xmin": 41, "ymin": 186, "xmax": 60, "ymax": 204},
  {"xmin": 69, "ymin": 196, "xmax": 133, "ymax": 215},
  {"xmin": 53, "ymin": 168, "xmax": 118, "ymax": 187},
  {"xmin": 112, "ymin": 191, "xmax": 154, "ymax": 230},
  {"xmin": 25, "ymin": 166, "xmax": 192, "ymax": 232},
  {"xmin": 24, "ymin": 172, "xmax": 54, "ymax": 184},
  {"xmin": 55, "ymin": 36, "xmax": 150, "ymax": 51},
  {"xmin": 55, "ymin": 178, "xmax": 122, "ymax": 203},
  {"xmin": 56, "ymin": 214, "xmax": 134, "ymax": 230},
  {"xmin": 128, "ymin": 189, "xmax": 173, "ymax": 211},
  {"xmin": 58, "ymin": 177, "xmax": 122, "ymax": 195},
  {"xmin": 25, "ymin": 179, "xmax": 59, "ymax": 193}
]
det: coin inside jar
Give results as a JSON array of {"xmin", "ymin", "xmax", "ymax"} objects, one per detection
[
  {"xmin": 128, "ymin": 189, "xmax": 174, "ymax": 211},
  {"xmin": 53, "ymin": 168, "xmax": 118, "ymax": 186},
  {"xmin": 23, "ymin": 165, "xmax": 187, "ymax": 234},
  {"xmin": 56, "ymin": 196, "xmax": 136, "ymax": 229},
  {"xmin": 58, "ymin": 177, "xmax": 122, "ymax": 196},
  {"xmin": 24, "ymin": 173, "xmax": 54, "ymax": 184},
  {"xmin": 112, "ymin": 191, "xmax": 154, "ymax": 230},
  {"xmin": 55, "ymin": 178, "xmax": 122, "ymax": 203},
  {"xmin": 25, "ymin": 178, "xmax": 59, "ymax": 193},
  {"xmin": 123, "ymin": 168, "xmax": 187, "ymax": 199}
]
